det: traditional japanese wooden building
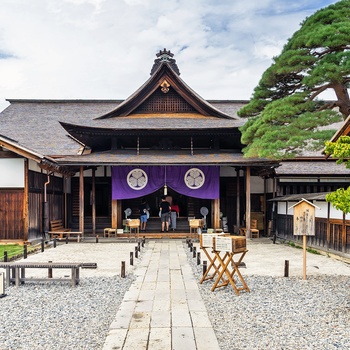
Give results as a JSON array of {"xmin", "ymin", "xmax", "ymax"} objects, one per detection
[
  {"xmin": 1, "ymin": 48, "xmax": 349, "ymax": 255},
  {"xmin": 0, "ymin": 49, "xmax": 279, "ymax": 241}
]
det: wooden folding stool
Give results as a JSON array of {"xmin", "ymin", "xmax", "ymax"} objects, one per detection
[
  {"xmin": 211, "ymin": 235, "xmax": 250, "ymax": 295},
  {"xmin": 199, "ymin": 233, "xmax": 226, "ymax": 284}
]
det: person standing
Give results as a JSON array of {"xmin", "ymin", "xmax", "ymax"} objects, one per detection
[
  {"xmin": 170, "ymin": 199, "xmax": 180, "ymax": 231},
  {"xmin": 139, "ymin": 198, "xmax": 150, "ymax": 232},
  {"xmin": 159, "ymin": 195, "xmax": 171, "ymax": 232}
]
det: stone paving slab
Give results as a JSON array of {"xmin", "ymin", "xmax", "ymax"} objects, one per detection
[{"xmin": 102, "ymin": 240, "xmax": 221, "ymax": 350}]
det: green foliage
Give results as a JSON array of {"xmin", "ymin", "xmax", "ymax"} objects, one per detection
[
  {"xmin": 325, "ymin": 136, "xmax": 350, "ymax": 167},
  {"xmin": 0, "ymin": 244, "xmax": 23, "ymax": 261},
  {"xmin": 239, "ymin": 0, "xmax": 350, "ymax": 159},
  {"xmin": 324, "ymin": 136, "xmax": 350, "ymax": 214},
  {"xmin": 326, "ymin": 186, "xmax": 350, "ymax": 214}
]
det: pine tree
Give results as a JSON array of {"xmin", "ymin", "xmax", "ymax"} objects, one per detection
[{"xmin": 239, "ymin": 0, "xmax": 350, "ymax": 159}]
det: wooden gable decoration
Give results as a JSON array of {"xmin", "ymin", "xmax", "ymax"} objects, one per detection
[
  {"xmin": 133, "ymin": 85, "xmax": 196, "ymax": 114},
  {"xmin": 289, "ymin": 199, "xmax": 319, "ymax": 236},
  {"xmin": 97, "ymin": 49, "xmax": 234, "ymax": 120}
]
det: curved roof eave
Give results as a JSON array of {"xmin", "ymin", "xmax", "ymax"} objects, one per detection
[{"xmin": 96, "ymin": 62, "xmax": 235, "ymax": 120}]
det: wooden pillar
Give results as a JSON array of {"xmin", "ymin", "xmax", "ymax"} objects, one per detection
[
  {"xmin": 285, "ymin": 201, "xmax": 288, "ymax": 239},
  {"xmin": 263, "ymin": 177, "xmax": 267, "ymax": 236},
  {"xmin": 64, "ymin": 177, "xmax": 68, "ymax": 229},
  {"xmin": 92, "ymin": 168, "xmax": 96, "ymax": 235},
  {"xmin": 236, "ymin": 167, "xmax": 240, "ymax": 234},
  {"xmin": 245, "ymin": 166, "xmax": 251, "ymax": 239},
  {"xmin": 23, "ymin": 159, "xmax": 29, "ymax": 242},
  {"xmin": 79, "ymin": 166, "xmax": 84, "ymax": 234},
  {"xmin": 112, "ymin": 199, "xmax": 118, "ymax": 229},
  {"xmin": 212, "ymin": 198, "xmax": 220, "ymax": 229},
  {"xmin": 342, "ymin": 212, "xmax": 346, "ymax": 253},
  {"xmin": 326, "ymin": 201, "xmax": 330, "ymax": 250}
]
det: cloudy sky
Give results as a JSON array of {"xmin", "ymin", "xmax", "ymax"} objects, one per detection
[{"xmin": 0, "ymin": 0, "xmax": 337, "ymax": 112}]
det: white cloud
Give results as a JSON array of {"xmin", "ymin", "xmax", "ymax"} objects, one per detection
[{"xmin": 0, "ymin": 0, "xmax": 338, "ymax": 111}]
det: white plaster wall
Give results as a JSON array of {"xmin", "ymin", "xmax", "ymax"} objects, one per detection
[
  {"xmin": 277, "ymin": 201, "xmax": 298, "ymax": 215},
  {"xmin": 251, "ymin": 176, "xmax": 264, "ymax": 194},
  {"xmin": 312, "ymin": 201, "xmax": 328, "ymax": 218},
  {"xmin": 0, "ymin": 158, "xmax": 24, "ymax": 187},
  {"xmin": 28, "ymin": 159, "xmax": 41, "ymax": 172},
  {"xmin": 277, "ymin": 200, "xmax": 350, "ymax": 220}
]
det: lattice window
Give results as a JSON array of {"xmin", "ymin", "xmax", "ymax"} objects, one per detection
[{"xmin": 134, "ymin": 88, "xmax": 196, "ymax": 113}]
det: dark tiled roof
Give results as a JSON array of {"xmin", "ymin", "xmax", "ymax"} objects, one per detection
[
  {"xmin": 56, "ymin": 149, "xmax": 278, "ymax": 167},
  {"xmin": 276, "ymin": 160, "xmax": 350, "ymax": 175},
  {"xmin": 0, "ymin": 99, "xmax": 246, "ymax": 157},
  {"xmin": 269, "ymin": 192, "xmax": 330, "ymax": 202}
]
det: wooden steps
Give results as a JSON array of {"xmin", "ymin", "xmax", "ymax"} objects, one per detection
[{"xmin": 114, "ymin": 232, "xmax": 199, "ymax": 239}]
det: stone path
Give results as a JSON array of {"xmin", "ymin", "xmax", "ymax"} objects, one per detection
[{"xmin": 102, "ymin": 240, "xmax": 220, "ymax": 350}]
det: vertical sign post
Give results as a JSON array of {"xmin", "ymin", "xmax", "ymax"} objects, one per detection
[{"xmin": 290, "ymin": 199, "xmax": 318, "ymax": 280}]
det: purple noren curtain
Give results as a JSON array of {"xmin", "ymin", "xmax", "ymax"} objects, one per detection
[{"xmin": 112, "ymin": 166, "xmax": 219, "ymax": 200}]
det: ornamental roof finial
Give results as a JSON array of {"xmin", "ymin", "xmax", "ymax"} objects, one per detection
[{"xmin": 150, "ymin": 48, "xmax": 180, "ymax": 76}]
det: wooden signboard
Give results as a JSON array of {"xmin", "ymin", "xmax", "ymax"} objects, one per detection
[
  {"xmin": 200, "ymin": 233, "xmax": 223, "ymax": 248},
  {"xmin": 213, "ymin": 235, "xmax": 246, "ymax": 253},
  {"xmin": 292, "ymin": 199, "xmax": 316, "ymax": 236}
]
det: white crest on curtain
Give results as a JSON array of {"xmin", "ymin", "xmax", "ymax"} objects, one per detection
[
  {"xmin": 184, "ymin": 168, "xmax": 205, "ymax": 189},
  {"xmin": 127, "ymin": 168, "xmax": 148, "ymax": 190}
]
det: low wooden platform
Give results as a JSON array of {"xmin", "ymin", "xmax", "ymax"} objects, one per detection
[{"xmin": 102, "ymin": 232, "xmax": 199, "ymax": 240}]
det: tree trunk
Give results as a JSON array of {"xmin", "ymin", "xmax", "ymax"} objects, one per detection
[{"xmin": 333, "ymin": 82, "xmax": 350, "ymax": 119}]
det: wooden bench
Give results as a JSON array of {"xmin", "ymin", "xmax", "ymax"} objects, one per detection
[
  {"xmin": 49, "ymin": 220, "xmax": 83, "ymax": 241},
  {"xmin": 0, "ymin": 261, "xmax": 82, "ymax": 287}
]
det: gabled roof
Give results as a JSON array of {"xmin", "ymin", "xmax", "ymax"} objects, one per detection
[
  {"xmin": 97, "ymin": 49, "xmax": 234, "ymax": 120},
  {"xmin": 329, "ymin": 115, "xmax": 350, "ymax": 142}
]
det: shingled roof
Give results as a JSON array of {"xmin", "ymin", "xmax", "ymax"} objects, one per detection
[{"xmin": 97, "ymin": 48, "xmax": 235, "ymax": 120}]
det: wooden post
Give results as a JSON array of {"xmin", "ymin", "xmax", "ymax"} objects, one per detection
[
  {"xmin": 203, "ymin": 261, "xmax": 207, "ymax": 275},
  {"xmin": 121, "ymin": 261, "xmax": 125, "ymax": 278},
  {"xmin": 130, "ymin": 252, "xmax": 133, "ymax": 266},
  {"xmin": 236, "ymin": 167, "xmax": 241, "ymax": 234},
  {"xmin": 245, "ymin": 166, "xmax": 251, "ymax": 239},
  {"xmin": 326, "ymin": 202, "xmax": 330, "ymax": 250},
  {"xmin": 342, "ymin": 212, "xmax": 346, "ymax": 253},
  {"xmin": 23, "ymin": 159, "xmax": 29, "ymax": 242},
  {"xmin": 284, "ymin": 260, "xmax": 289, "ymax": 277},
  {"xmin": 48, "ymin": 261, "xmax": 53, "ymax": 278},
  {"xmin": 212, "ymin": 198, "xmax": 220, "ymax": 230},
  {"xmin": 92, "ymin": 168, "xmax": 96, "ymax": 236},
  {"xmin": 79, "ymin": 166, "xmax": 84, "ymax": 235},
  {"xmin": 193, "ymin": 246, "xmax": 196, "ymax": 258},
  {"xmin": 263, "ymin": 177, "xmax": 267, "ymax": 236},
  {"xmin": 23, "ymin": 245, "xmax": 27, "ymax": 259},
  {"xmin": 112, "ymin": 199, "xmax": 118, "ymax": 231},
  {"xmin": 303, "ymin": 235, "xmax": 307, "ymax": 280},
  {"xmin": 197, "ymin": 252, "xmax": 201, "ymax": 265},
  {"xmin": 64, "ymin": 176, "xmax": 68, "ymax": 229}
]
